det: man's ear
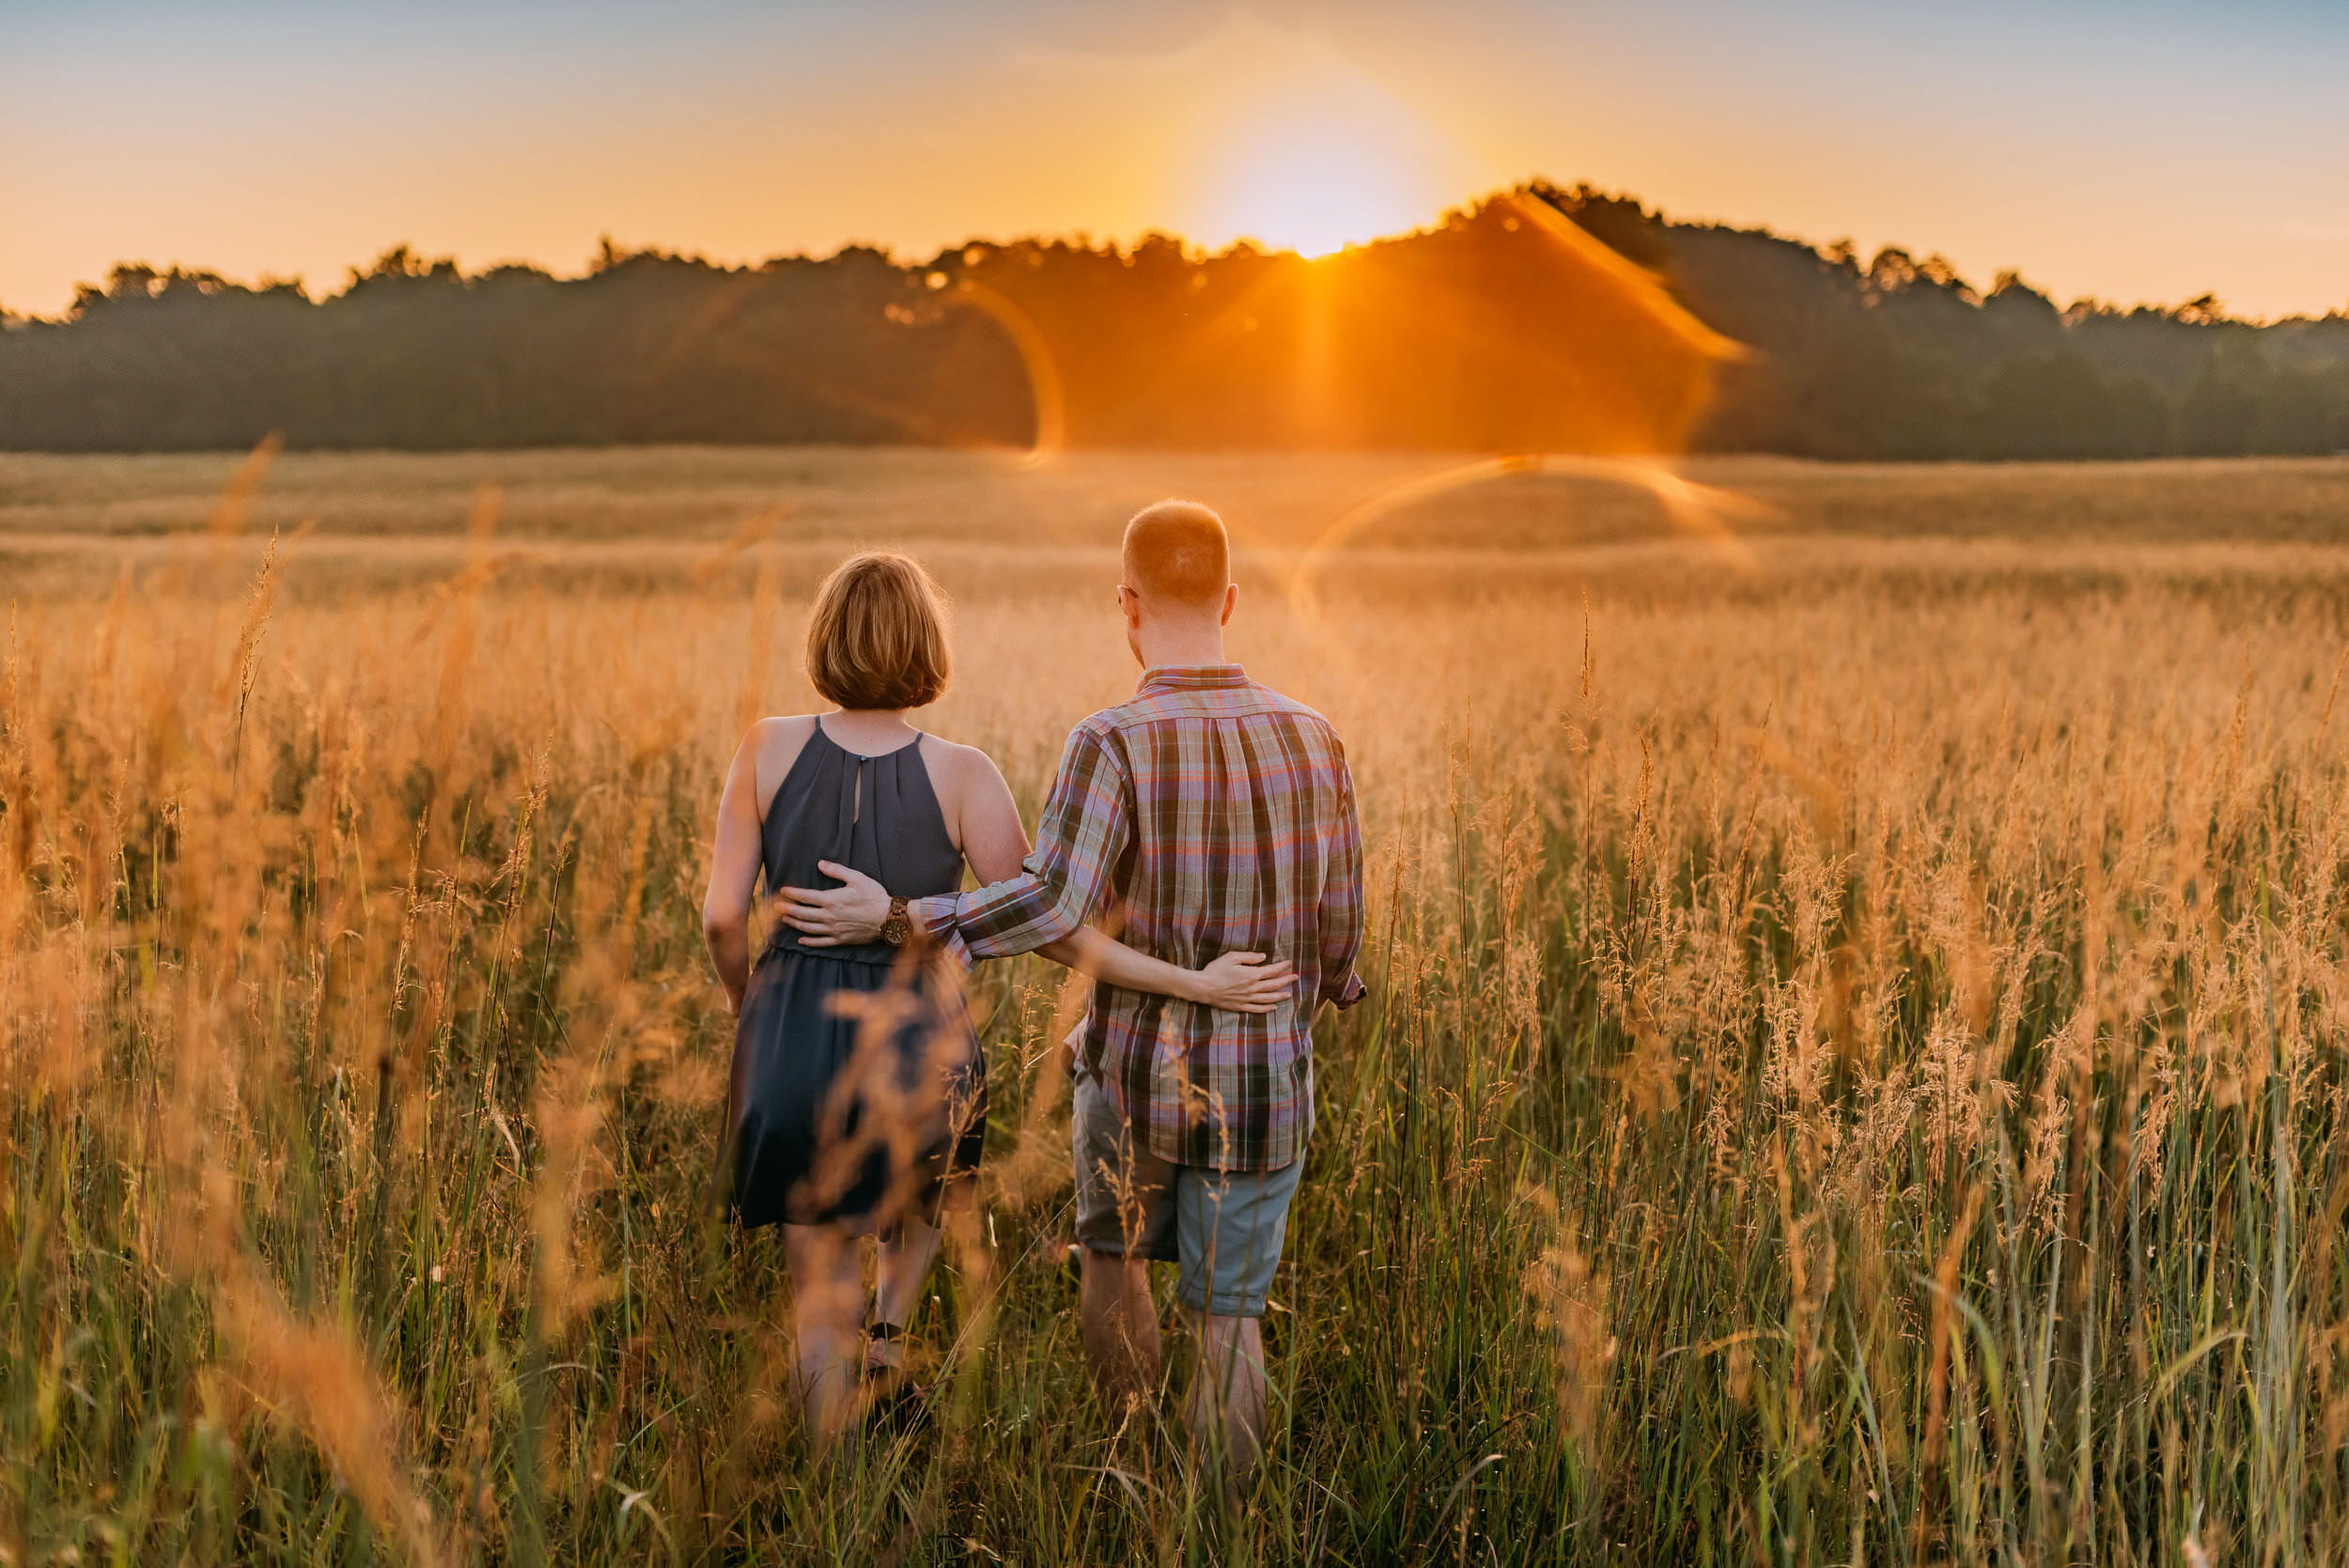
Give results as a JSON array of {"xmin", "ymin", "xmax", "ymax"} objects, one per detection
[
  {"xmin": 1219, "ymin": 582, "xmax": 1238, "ymax": 628},
  {"xmin": 1118, "ymin": 583, "xmax": 1143, "ymax": 629}
]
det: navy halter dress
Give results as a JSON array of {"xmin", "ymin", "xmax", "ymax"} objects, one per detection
[{"xmin": 726, "ymin": 721, "xmax": 984, "ymax": 1233}]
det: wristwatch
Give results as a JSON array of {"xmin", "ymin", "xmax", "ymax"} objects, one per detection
[{"xmin": 879, "ymin": 896, "xmax": 911, "ymax": 947}]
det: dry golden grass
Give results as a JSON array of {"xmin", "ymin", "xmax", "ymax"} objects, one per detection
[{"xmin": 5, "ymin": 446, "xmax": 2349, "ymax": 1562}]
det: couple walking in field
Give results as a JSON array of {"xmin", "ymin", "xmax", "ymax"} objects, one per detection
[{"xmin": 699, "ymin": 500, "xmax": 1366, "ymax": 1476}]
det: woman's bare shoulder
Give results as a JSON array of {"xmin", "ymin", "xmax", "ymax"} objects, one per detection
[
  {"xmin": 916, "ymin": 734, "xmax": 1008, "ymax": 807},
  {"xmin": 918, "ymin": 733, "xmax": 1006, "ymax": 780},
  {"xmin": 747, "ymin": 713, "xmax": 820, "ymax": 754},
  {"xmin": 745, "ymin": 716, "xmax": 820, "ymax": 801}
]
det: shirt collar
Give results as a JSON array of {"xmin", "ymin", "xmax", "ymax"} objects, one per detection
[{"xmin": 1138, "ymin": 663, "xmax": 1250, "ymax": 695}]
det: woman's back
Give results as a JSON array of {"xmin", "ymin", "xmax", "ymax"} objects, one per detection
[{"xmin": 757, "ymin": 718, "xmax": 963, "ymax": 965}]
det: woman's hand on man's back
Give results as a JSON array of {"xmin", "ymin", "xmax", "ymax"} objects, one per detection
[{"xmin": 1189, "ymin": 951, "xmax": 1298, "ymax": 1014}]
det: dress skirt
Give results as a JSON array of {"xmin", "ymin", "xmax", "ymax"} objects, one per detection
[{"xmin": 727, "ymin": 942, "xmax": 985, "ymax": 1234}]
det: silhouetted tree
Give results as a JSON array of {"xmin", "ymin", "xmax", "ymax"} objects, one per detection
[
  {"xmin": 1976, "ymin": 352, "xmax": 2170, "ymax": 458},
  {"xmin": 4, "ymin": 183, "xmax": 2345, "ymax": 457}
]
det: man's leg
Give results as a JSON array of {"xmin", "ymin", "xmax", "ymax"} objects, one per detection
[
  {"xmin": 1174, "ymin": 1157, "xmax": 1303, "ymax": 1483},
  {"xmin": 1081, "ymin": 1247, "xmax": 1161, "ymax": 1407},
  {"xmin": 1071, "ymin": 1069, "xmax": 1175, "ymax": 1411},
  {"xmin": 1187, "ymin": 1308, "xmax": 1268, "ymax": 1474}
]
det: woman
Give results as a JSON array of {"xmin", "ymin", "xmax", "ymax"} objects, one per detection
[{"xmin": 701, "ymin": 551, "xmax": 1292, "ymax": 1439}]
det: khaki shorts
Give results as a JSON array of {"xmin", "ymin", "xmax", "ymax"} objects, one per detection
[{"xmin": 1070, "ymin": 1069, "xmax": 1302, "ymax": 1318}]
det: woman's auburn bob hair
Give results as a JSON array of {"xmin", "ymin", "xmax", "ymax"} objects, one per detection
[{"xmin": 804, "ymin": 551, "xmax": 953, "ymax": 711}]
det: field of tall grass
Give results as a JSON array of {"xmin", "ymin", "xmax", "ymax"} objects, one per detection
[{"xmin": 6, "ymin": 447, "xmax": 2349, "ymax": 1563}]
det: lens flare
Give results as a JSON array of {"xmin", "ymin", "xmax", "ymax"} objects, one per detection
[
  {"xmin": 945, "ymin": 278, "xmax": 1068, "ymax": 469},
  {"xmin": 932, "ymin": 185, "xmax": 1767, "ymax": 658},
  {"xmin": 1282, "ymin": 454, "xmax": 1778, "ymax": 672}
]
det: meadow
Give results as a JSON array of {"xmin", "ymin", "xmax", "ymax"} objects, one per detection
[{"xmin": 5, "ymin": 446, "xmax": 2349, "ymax": 1564}]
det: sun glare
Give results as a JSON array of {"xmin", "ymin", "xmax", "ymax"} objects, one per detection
[
  {"xmin": 1165, "ymin": 18, "xmax": 1481, "ymax": 262},
  {"xmin": 1214, "ymin": 119, "xmax": 1423, "ymax": 258}
]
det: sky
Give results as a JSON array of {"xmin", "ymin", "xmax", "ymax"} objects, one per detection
[{"xmin": 5, "ymin": 0, "xmax": 2345, "ymax": 321}]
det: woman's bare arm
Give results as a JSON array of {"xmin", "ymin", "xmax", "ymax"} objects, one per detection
[{"xmin": 701, "ymin": 724, "xmax": 772, "ymax": 1014}]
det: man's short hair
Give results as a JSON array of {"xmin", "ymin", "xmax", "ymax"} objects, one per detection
[
  {"xmin": 804, "ymin": 551, "xmax": 953, "ymax": 709},
  {"xmin": 1122, "ymin": 500, "xmax": 1230, "ymax": 610}
]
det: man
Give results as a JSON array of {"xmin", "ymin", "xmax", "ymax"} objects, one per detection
[{"xmin": 781, "ymin": 499, "xmax": 1366, "ymax": 1474}]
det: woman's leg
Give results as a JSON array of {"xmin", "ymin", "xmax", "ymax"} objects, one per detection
[
  {"xmin": 780, "ymin": 1222, "xmax": 864, "ymax": 1441},
  {"xmin": 868, "ymin": 1215, "xmax": 942, "ymax": 1370}
]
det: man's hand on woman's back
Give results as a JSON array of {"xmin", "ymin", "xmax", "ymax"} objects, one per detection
[{"xmin": 778, "ymin": 860, "xmax": 892, "ymax": 946}]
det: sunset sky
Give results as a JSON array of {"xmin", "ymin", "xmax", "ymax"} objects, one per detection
[{"xmin": 6, "ymin": 0, "xmax": 2344, "ymax": 321}]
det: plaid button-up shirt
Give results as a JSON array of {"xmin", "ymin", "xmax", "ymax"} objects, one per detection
[{"xmin": 913, "ymin": 664, "xmax": 1366, "ymax": 1170}]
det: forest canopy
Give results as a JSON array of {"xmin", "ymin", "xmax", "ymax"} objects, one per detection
[{"xmin": 4, "ymin": 183, "xmax": 2344, "ymax": 459}]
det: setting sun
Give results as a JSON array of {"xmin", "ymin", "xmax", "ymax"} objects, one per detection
[
  {"xmin": 1209, "ymin": 117, "xmax": 1426, "ymax": 258},
  {"xmin": 1166, "ymin": 18, "xmax": 1480, "ymax": 263}
]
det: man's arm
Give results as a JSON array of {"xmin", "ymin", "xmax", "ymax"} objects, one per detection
[
  {"xmin": 1316, "ymin": 747, "xmax": 1368, "ymax": 1009},
  {"xmin": 918, "ymin": 722, "xmax": 1132, "ymax": 965},
  {"xmin": 777, "ymin": 721, "xmax": 1133, "ymax": 967}
]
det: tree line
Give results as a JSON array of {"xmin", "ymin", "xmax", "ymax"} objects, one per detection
[{"xmin": 3, "ymin": 183, "xmax": 2343, "ymax": 458}]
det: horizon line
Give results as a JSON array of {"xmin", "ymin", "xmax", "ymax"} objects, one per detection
[{"xmin": 9, "ymin": 181, "xmax": 2341, "ymax": 332}]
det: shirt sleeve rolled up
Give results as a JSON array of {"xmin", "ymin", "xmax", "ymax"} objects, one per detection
[
  {"xmin": 1316, "ymin": 748, "xmax": 1368, "ymax": 1008},
  {"xmin": 912, "ymin": 721, "xmax": 1133, "ymax": 967}
]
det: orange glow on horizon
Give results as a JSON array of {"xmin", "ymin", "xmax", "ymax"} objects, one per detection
[{"xmin": 4, "ymin": 8, "xmax": 2341, "ymax": 321}]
